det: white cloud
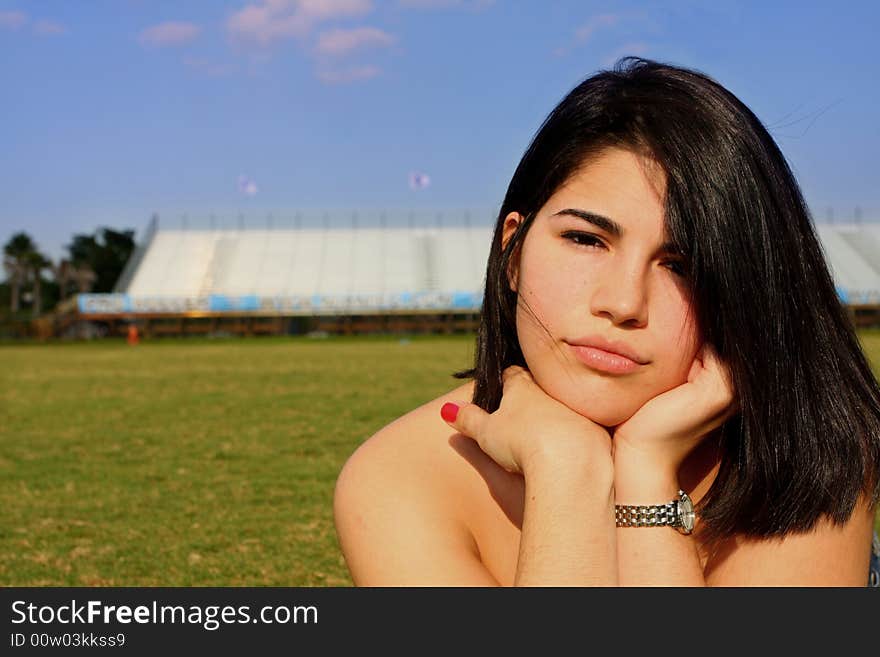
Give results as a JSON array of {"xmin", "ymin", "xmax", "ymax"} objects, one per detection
[
  {"xmin": 1, "ymin": 12, "xmax": 68, "ymax": 37},
  {"xmin": 300, "ymin": 0, "xmax": 374, "ymax": 20},
  {"xmin": 0, "ymin": 10, "xmax": 27, "ymax": 30},
  {"xmin": 399, "ymin": 0, "xmax": 494, "ymax": 9},
  {"xmin": 227, "ymin": 0, "xmax": 373, "ymax": 46},
  {"xmin": 400, "ymin": 0, "xmax": 458, "ymax": 7},
  {"xmin": 574, "ymin": 13, "xmax": 620, "ymax": 44},
  {"xmin": 138, "ymin": 22, "xmax": 201, "ymax": 47},
  {"xmin": 33, "ymin": 20, "xmax": 67, "ymax": 36},
  {"xmin": 316, "ymin": 64, "xmax": 381, "ymax": 84},
  {"xmin": 554, "ymin": 12, "xmax": 640, "ymax": 57},
  {"xmin": 315, "ymin": 26, "xmax": 393, "ymax": 56}
]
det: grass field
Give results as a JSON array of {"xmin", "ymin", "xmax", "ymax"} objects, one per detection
[{"xmin": 2, "ymin": 332, "xmax": 879, "ymax": 586}]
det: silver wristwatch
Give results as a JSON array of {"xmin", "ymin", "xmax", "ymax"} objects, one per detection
[{"xmin": 614, "ymin": 489, "xmax": 695, "ymax": 535}]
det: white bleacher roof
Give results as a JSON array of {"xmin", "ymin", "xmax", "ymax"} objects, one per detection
[
  {"xmin": 104, "ymin": 209, "xmax": 496, "ymax": 314},
  {"xmin": 126, "ymin": 226, "xmax": 493, "ymax": 297}
]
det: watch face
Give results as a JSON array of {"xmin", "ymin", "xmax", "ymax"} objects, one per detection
[{"xmin": 679, "ymin": 492, "xmax": 695, "ymax": 533}]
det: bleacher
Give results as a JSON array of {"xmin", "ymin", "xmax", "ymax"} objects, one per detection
[
  {"xmin": 120, "ymin": 226, "xmax": 493, "ymax": 310},
  {"xmin": 815, "ymin": 224, "xmax": 880, "ymax": 304},
  {"xmin": 74, "ymin": 211, "xmax": 495, "ymax": 335}
]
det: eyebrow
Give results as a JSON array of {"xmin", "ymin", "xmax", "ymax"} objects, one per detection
[{"xmin": 552, "ymin": 208, "xmax": 680, "ymax": 255}]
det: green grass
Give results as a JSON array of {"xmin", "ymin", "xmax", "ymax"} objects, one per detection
[
  {"xmin": 1, "ymin": 332, "xmax": 879, "ymax": 586},
  {"xmin": 0, "ymin": 335, "xmax": 474, "ymax": 586}
]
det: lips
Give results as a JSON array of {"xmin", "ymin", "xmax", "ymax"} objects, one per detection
[
  {"xmin": 566, "ymin": 335, "xmax": 648, "ymax": 375},
  {"xmin": 568, "ymin": 335, "xmax": 647, "ymax": 363}
]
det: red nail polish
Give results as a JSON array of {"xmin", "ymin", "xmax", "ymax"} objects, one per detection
[{"xmin": 440, "ymin": 402, "xmax": 459, "ymax": 423}]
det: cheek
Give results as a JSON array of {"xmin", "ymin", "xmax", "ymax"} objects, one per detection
[
  {"xmin": 514, "ymin": 248, "xmax": 586, "ymax": 345},
  {"xmin": 652, "ymin": 298, "xmax": 702, "ymax": 385}
]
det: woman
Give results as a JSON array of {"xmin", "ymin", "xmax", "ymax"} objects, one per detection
[{"xmin": 333, "ymin": 57, "xmax": 880, "ymax": 586}]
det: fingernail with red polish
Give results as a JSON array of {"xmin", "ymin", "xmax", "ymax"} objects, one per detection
[{"xmin": 440, "ymin": 402, "xmax": 459, "ymax": 423}]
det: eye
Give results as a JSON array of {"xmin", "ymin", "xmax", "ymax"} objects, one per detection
[
  {"xmin": 561, "ymin": 231, "xmax": 605, "ymax": 249},
  {"xmin": 663, "ymin": 259, "xmax": 688, "ymax": 277}
]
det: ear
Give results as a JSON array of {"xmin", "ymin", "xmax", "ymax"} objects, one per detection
[{"xmin": 501, "ymin": 212, "xmax": 523, "ymax": 293}]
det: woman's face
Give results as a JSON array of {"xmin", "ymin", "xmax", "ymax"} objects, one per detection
[{"xmin": 504, "ymin": 147, "xmax": 702, "ymax": 428}]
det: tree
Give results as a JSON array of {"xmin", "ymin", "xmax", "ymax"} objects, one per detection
[
  {"xmin": 2, "ymin": 257, "xmax": 26, "ymax": 313},
  {"xmin": 26, "ymin": 250, "xmax": 51, "ymax": 318},
  {"xmin": 66, "ymin": 228, "xmax": 135, "ymax": 293},
  {"xmin": 51, "ymin": 259, "xmax": 73, "ymax": 301},
  {"xmin": 3, "ymin": 232, "xmax": 38, "ymax": 313}
]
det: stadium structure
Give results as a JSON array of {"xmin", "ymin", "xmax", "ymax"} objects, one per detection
[
  {"xmin": 72, "ymin": 210, "xmax": 493, "ymax": 337},
  {"xmin": 64, "ymin": 211, "xmax": 880, "ymax": 338}
]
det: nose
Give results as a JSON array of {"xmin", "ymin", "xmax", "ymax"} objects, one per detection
[{"xmin": 589, "ymin": 258, "xmax": 649, "ymax": 327}]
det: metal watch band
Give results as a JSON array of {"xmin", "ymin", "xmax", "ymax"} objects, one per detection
[
  {"xmin": 615, "ymin": 500, "xmax": 680, "ymax": 528},
  {"xmin": 614, "ymin": 489, "xmax": 694, "ymax": 534}
]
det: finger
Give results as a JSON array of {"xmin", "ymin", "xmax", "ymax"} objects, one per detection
[
  {"xmin": 686, "ymin": 355, "xmax": 703, "ymax": 383},
  {"xmin": 700, "ymin": 343, "xmax": 727, "ymax": 373},
  {"xmin": 703, "ymin": 347, "xmax": 736, "ymax": 401},
  {"xmin": 692, "ymin": 344, "xmax": 733, "ymax": 391},
  {"xmin": 440, "ymin": 400, "xmax": 489, "ymax": 441}
]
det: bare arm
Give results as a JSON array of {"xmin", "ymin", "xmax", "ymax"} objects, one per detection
[
  {"xmin": 613, "ymin": 447, "xmax": 705, "ymax": 586},
  {"xmin": 515, "ymin": 449, "xmax": 617, "ymax": 586},
  {"xmin": 609, "ymin": 344, "xmax": 725, "ymax": 586},
  {"xmin": 441, "ymin": 367, "xmax": 620, "ymax": 586}
]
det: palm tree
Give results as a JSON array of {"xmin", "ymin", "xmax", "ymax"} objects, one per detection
[
  {"xmin": 26, "ymin": 251, "xmax": 51, "ymax": 318},
  {"xmin": 2, "ymin": 257, "xmax": 26, "ymax": 313},
  {"xmin": 51, "ymin": 259, "xmax": 74, "ymax": 301},
  {"xmin": 3, "ymin": 232, "xmax": 38, "ymax": 314}
]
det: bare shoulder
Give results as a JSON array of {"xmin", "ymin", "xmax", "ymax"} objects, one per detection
[
  {"xmin": 337, "ymin": 380, "xmax": 476, "ymax": 489},
  {"xmin": 704, "ymin": 495, "xmax": 876, "ymax": 586},
  {"xmin": 333, "ymin": 379, "xmax": 502, "ymax": 586}
]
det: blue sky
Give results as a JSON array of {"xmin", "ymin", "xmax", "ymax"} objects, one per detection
[{"xmin": 2, "ymin": 0, "xmax": 879, "ymax": 261}]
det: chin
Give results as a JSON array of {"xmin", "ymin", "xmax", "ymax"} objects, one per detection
[
  {"xmin": 531, "ymin": 373, "xmax": 644, "ymax": 429},
  {"xmin": 569, "ymin": 403, "xmax": 637, "ymax": 429}
]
